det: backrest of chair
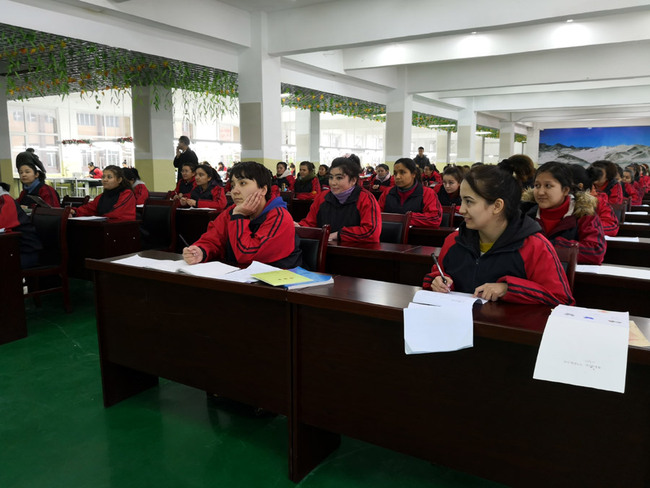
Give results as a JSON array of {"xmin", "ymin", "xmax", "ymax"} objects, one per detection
[
  {"xmin": 610, "ymin": 203, "xmax": 626, "ymax": 224},
  {"xmin": 380, "ymin": 212, "xmax": 412, "ymax": 244},
  {"xmin": 31, "ymin": 207, "xmax": 71, "ymax": 266},
  {"xmin": 148, "ymin": 191, "xmax": 171, "ymax": 200},
  {"xmin": 553, "ymin": 242, "xmax": 579, "ymax": 293},
  {"xmin": 622, "ymin": 197, "xmax": 631, "ymax": 211},
  {"xmin": 296, "ymin": 225, "xmax": 331, "ymax": 272},
  {"xmin": 62, "ymin": 195, "xmax": 90, "ymax": 208},
  {"xmin": 141, "ymin": 198, "xmax": 179, "ymax": 251},
  {"xmin": 440, "ymin": 205, "xmax": 456, "ymax": 228}
]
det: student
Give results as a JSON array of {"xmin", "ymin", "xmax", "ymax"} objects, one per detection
[
  {"xmin": 570, "ymin": 164, "xmax": 619, "ymax": 237},
  {"xmin": 273, "ymin": 162, "xmax": 295, "ymax": 191},
  {"xmin": 293, "ymin": 161, "xmax": 321, "ymax": 200},
  {"xmin": 423, "ymin": 165, "xmax": 574, "ymax": 305},
  {"xmin": 298, "ymin": 157, "xmax": 381, "ymax": 243},
  {"xmin": 88, "ymin": 162, "xmax": 103, "ymax": 179},
  {"xmin": 0, "ymin": 183, "xmax": 43, "ymax": 268},
  {"xmin": 591, "ymin": 160, "xmax": 623, "ymax": 204},
  {"xmin": 317, "ymin": 164, "xmax": 330, "ymax": 190},
  {"xmin": 639, "ymin": 164, "xmax": 650, "ymax": 193},
  {"xmin": 522, "ymin": 161, "xmax": 606, "ymax": 265},
  {"xmin": 378, "ymin": 158, "xmax": 442, "ymax": 228},
  {"xmin": 621, "ymin": 168, "xmax": 642, "ymax": 206},
  {"xmin": 171, "ymin": 162, "xmax": 197, "ymax": 199},
  {"xmin": 370, "ymin": 164, "xmax": 394, "ymax": 193},
  {"xmin": 72, "ymin": 165, "xmax": 136, "ymax": 220},
  {"xmin": 437, "ymin": 165, "xmax": 463, "ymax": 207},
  {"xmin": 180, "ymin": 164, "xmax": 227, "ymax": 211},
  {"xmin": 123, "ymin": 168, "xmax": 149, "ymax": 205},
  {"xmin": 421, "ymin": 163, "xmax": 442, "ymax": 187},
  {"xmin": 183, "ymin": 161, "xmax": 302, "ymax": 267},
  {"xmin": 497, "ymin": 154, "xmax": 535, "ymax": 189},
  {"xmin": 16, "ymin": 153, "xmax": 61, "ymax": 208}
]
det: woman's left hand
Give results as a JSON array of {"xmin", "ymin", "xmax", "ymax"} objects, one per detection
[{"xmin": 473, "ymin": 282, "xmax": 507, "ymax": 301}]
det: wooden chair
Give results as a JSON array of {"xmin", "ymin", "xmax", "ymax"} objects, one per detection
[
  {"xmin": 622, "ymin": 197, "xmax": 631, "ymax": 212},
  {"xmin": 22, "ymin": 207, "xmax": 72, "ymax": 313},
  {"xmin": 148, "ymin": 191, "xmax": 171, "ymax": 200},
  {"xmin": 380, "ymin": 212, "xmax": 412, "ymax": 244},
  {"xmin": 610, "ymin": 203, "xmax": 626, "ymax": 224},
  {"xmin": 141, "ymin": 198, "xmax": 180, "ymax": 252},
  {"xmin": 62, "ymin": 195, "xmax": 90, "ymax": 208},
  {"xmin": 553, "ymin": 241, "xmax": 579, "ymax": 293},
  {"xmin": 440, "ymin": 205, "xmax": 456, "ymax": 228},
  {"xmin": 295, "ymin": 225, "xmax": 330, "ymax": 272}
]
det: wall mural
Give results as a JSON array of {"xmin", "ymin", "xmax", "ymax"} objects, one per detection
[{"xmin": 539, "ymin": 127, "xmax": 650, "ymax": 166}]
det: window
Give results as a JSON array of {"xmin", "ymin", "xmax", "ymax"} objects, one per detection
[
  {"xmin": 13, "ymin": 111, "xmax": 24, "ymax": 122},
  {"xmin": 104, "ymin": 116, "xmax": 119, "ymax": 127},
  {"xmin": 77, "ymin": 113, "xmax": 96, "ymax": 126}
]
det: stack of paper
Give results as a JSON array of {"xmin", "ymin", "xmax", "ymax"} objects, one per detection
[
  {"xmin": 251, "ymin": 267, "xmax": 333, "ymax": 289},
  {"xmin": 533, "ymin": 305, "xmax": 629, "ymax": 393},
  {"xmin": 403, "ymin": 290, "xmax": 484, "ymax": 355}
]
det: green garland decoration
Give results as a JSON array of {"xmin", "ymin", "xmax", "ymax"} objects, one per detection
[
  {"xmin": 412, "ymin": 112, "xmax": 457, "ymax": 132},
  {"xmin": 0, "ymin": 24, "xmax": 238, "ymax": 120},
  {"xmin": 281, "ymin": 83, "xmax": 385, "ymax": 120}
]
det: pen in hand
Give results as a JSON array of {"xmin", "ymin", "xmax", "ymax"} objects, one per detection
[
  {"xmin": 179, "ymin": 234, "xmax": 190, "ymax": 248},
  {"xmin": 431, "ymin": 252, "xmax": 448, "ymax": 286}
]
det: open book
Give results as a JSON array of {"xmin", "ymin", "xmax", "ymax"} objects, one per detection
[{"xmin": 112, "ymin": 254, "xmax": 238, "ymax": 278}]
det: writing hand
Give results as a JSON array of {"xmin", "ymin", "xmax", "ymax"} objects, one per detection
[
  {"xmin": 182, "ymin": 245, "xmax": 202, "ymax": 264},
  {"xmin": 431, "ymin": 275, "xmax": 453, "ymax": 293}
]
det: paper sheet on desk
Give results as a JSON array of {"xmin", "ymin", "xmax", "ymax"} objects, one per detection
[
  {"xmin": 217, "ymin": 261, "xmax": 279, "ymax": 283},
  {"xmin": 112, "ymin": 255, "xmax": 239, "ymax": 278},
  {"xmin": 604, "ymin": 235, "xmax": 640, "ymax": 243},
  {"xmin": 70, "ymin": 216, "xmax": 108, "ymax": 221},
  {"xmin": 404, "ymin": 290, "xmax": 478, "ymax": 354},
  {"xmin": 533, "ymin": 305, "xmax": 629, "ymax": 393},
  {"xmin": 576, "ymin": 264, "xmax": 650, "ymax": 280}
]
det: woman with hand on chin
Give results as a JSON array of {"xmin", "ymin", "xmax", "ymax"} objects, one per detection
[
  {"xmin": 297, "ymin": 157, "xmax": 381, "ymax": 243},
  {"xmin": 179, "ymin": 163, "xmax": 227, "ymax": 211},
  {"xmin": 423, "ymin": 165, "xmax": 574, "ymax": 305},
  {"xmin": 183, "ymin": 161, "xmax": 302, "ymax": 267}
]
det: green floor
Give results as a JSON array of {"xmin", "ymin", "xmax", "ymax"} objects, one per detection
[{"xmin": 1, "ymin": 280, "xmax": 505, "ymax": 488}]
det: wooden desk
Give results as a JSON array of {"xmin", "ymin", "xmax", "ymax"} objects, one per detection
[
  {"xmin": 175, "ymin": 208, "xmax": 221, "ymax": 249},
  {"xmin": 408, "ymin": 226, "xmax": 456, "ymax": 247},
  {"xmin": 604, "ymin": 238, "xmax": 650, "ymax": 267},
  {"xmin": 631, "ymin": 205, "xmax": 650, "ymax": 212},
  {"xmin": 618, "ymin": 222, "xmax": 650, "ymax": 238},
  {"xmin": 67, "ymin": 219, "xmax": 141, "ymax": 279},
  {"xmin": 289, "ymin": 276, "xmax": 650, "ymax": 486},
  {"xmin": 86, "ymin": 251, "xmax": 291, "ymax": 415},
  {"xmin": 0, "ymin": 232, "xmax": 28, "ymax": 344},
  {"xmin": 625, "ymin": 213, "xmax": 650, "ymax": 223}
]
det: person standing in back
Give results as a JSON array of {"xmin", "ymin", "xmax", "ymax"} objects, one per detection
[{"xmin": 173, "ymin": 136, "xmax": 199, "ymax": 182}]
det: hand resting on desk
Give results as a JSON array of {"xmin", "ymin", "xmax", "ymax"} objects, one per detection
[
  {"xmin": 474, "ymin": 282, "xmax": 508, "ymax": 301},
  {"xmin": 183, "ymin": 245, "xmax": 203, "ymax": 264}
]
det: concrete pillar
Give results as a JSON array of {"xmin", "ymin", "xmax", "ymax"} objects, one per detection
[
  {"xmin": 238, "ymin": 11, "xmax": 282, "ymax": 170},
  {"xmin": 132, "ymin": 85, "xmax": 175, "ymax": 192},
  {"xmin": 525, "ymin": 124, "xmax": 541, "ymax": 165},
  {"xmin": 295, "ymin": 109, "xmax": 320, "ymax": 163},
  {"xmin": 384, "ymin": 67, "xmax": 412, "ymax": 166},
  {"xmin": 436, "ymin": 130, "xmax": 449, "ymax": 166},
  {"xmin": 0, "ymin": 80, "xmax": 16, "ymax": 196},
  {"xmin": 498, "ymin": 121, "xmax": 516, "ymax": 160},
  {"xmin": 456, "ymin": 101, "xmax": 476, "ymax": 165}
]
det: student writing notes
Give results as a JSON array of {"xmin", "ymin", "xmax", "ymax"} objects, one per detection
[
  {"xmin": 297, "ymin": 157, "xmax": 382, "ymax": 243},
  {"xmin": 423, "ymin": 165, "xmax": 574, "ymax": 306},
  {"xmin": 183, "ymin": 161, "xmax": 302, "ymax": 267},
  {"xmin": 72, "ymin": 165, "xmax": 136, "ymax": 220}
]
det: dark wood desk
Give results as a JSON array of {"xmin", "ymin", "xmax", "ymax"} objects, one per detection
[
  {"xmin": 0, "ymin": 232, "xmax": 28, "ymax": 344},
  {"xmin": 408, "ymin": 226, "xmax": 456, "ymax": 247},
  {"xmin": 175, "ymin": 208, "xmax": 221, "ymax": 249},
  {"xmin": 604, "ymin": 238, "xmax": 650, "ymax": 267},
  {"xmin": 618, "ymin": 222, "xmax": 650, "ymax": 238},
  {"xmin": 67, "ymin": 219, "xmax": 141, "ymax": 280},
  {"xmin": 625, "ymin": 213, "xmax": 650, "ymax": 223},
  {"xmin": 289, "ymin": 276, "xmax": 650, "ymax": 486},
  {"xmin": 86, "ymin": 251, "xmax": 291, "ymax": 416},
  {"xmin": 630, "ymin": 205, "xmax": 650, "ymax": 212}
]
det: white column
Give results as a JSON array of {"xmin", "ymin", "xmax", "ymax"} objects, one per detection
[
  {"xmin": 456, "ymin": 100, "xmax": 476, "ymax": 165},
  {"xmin": 384, "ymin": 67, "xmax": 412, "ymax": 166},
  {"xmin": 0, "ymin": 80, "xmax": 14, "ymax": 195},
  {"xmin": 296, "ymin": 109, "xmax": 320, "ymax": 163},
  {"xmin": 525, "ymin": 124, "xmax": 541, "ymax": 165},
  {"xmin": 436, "ymin": 130, "xmax": 449, "ymax": 166},
  {"xmin": 498, "ymin": 121, "xmax": 516, "ymax": 160},
  {"xmin": 132, "ymin": 85, "xmax": 175, "ymax": 192},
  {"xmin": 238, "ymin": 11, "xmax": 282, "ymax": 170}
]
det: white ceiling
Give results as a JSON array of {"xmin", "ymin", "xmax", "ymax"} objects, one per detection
[{"xmin": 5, "ymin": 0, "xmax": 650, "ymax": 130}]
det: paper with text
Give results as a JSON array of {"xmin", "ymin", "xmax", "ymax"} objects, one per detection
[{"xmin": 533, "ymin": 305, "xmax": 629, "ymax": 393}]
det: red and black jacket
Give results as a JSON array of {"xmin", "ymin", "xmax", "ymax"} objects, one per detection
[
  {"xmin": 133, "ymin": 182, "xmax": 149, "ymax": 205},
  {"xmin": 378, "ymin": 181, "xmax": 442, "ymax": 228},
  {"xmin": 597, "ymin": 179, "xmax": 623, "ymax": 205},
  {"xmin": 193, "ymin": 196, "xmax": 302, "ymax": 268},
  {"xmin": 294, "ymin": 176, "xmax": 321, "ymax": 200},
  {"xmin": 423, "ymin": 213, "xmax": 574, "ymax": 306},
  {"xmin": 0, "ymin": 192, "xmax": 43, "ymax": 262},
  {"xmin": 622, "ymin": 182, "xmax": 642, "ymax": 206},
  {"xmin": 594, "ymin": 192, "xmax": 619, "ymax": 237},
  {"xmin": 300, "ymin": 186, "xmax": 381, "ymax": 243},
  {"xmin": 173, "ymin": 177, "xmax": 196, "ymax": 197},
  {"xmin": 18, "ymin": 182, "xmax": 61, "ymax": 208},
  {"xmin": 189, "ymin": 182, "xmax": 227, "ymax": 211},
  {"xmin": 75, "ymin": 187, "xmax": 136, "ymax": 220}
]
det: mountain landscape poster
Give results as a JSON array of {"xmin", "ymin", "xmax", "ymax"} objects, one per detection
[{"xmin": 538, "ymin": 127, "xmax": 650, "ymax": 166}]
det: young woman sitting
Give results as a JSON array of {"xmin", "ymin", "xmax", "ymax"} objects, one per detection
[
  {"xmin": 378, "ymin": 158, "xmax": 442, "ymax": 228},
  {"xmin": 437, "ymin": 165, "xmax": 463, "ymax": 207},
  {"xmin": 423, "ymin": 165, "xmax": 574, "ymax": 305},
  {"xmin": 272, "ymin": 161, "xmax": 295, "ymax": 191},
  {"xmin": 72, "ymin": 165, "xmax": 136, "ymax": 220},
  {"xmin": 371, "ymin": 164, "xmax": 394, "ymax": 193},
  {"xmin": 171, "ymin": 162, "xmax": 197, "ymax": 199},
  {"xmin": 16, "ymin": 152, "xmax": 60, "ymax": 208},
  {"xmin": 180, "ymin": 164, "xmax": 227, "ymax": 211},
  {"xmin": 293, "ymin": 161, "xmax": 321, "ymax": 200},
  {"xmin": 123, "ymin": 168, "xmax": 149, "ymax": 205}
]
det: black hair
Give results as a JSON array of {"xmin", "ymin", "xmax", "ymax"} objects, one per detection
[
  {"xmin": 464, "ymin": 165, "xmax": 522, "ymax": 222},
  {"xmin": 348, "ymin": 154, "xmax": 361, "ymax": 167},
  {"xmin": 181, "ymin": 161, "xmax": 198, "ymax": 172},
  {"xmin": 299, "ymin": 161, "xmax": 315, "ymax": 174},
  {"xmin": 394, "ymin": 158, "xmax": 418, "ymax": 176},
  {"xmin": 276, "ymin": 161, "xmax": 287, "ymax": 172},
  {"xmin": 591, "ymin": 160, "xmax": 617, "ymax": 181},
  {"xmin": 318, "ymin": 164, "xmax": 329, "ymax": 173},
  {"xmin": 585, "ymin": 166, "xmax": 604, "ymax": 187},
  {"xmin": 179, "ymin": 135, "xmax": 190, "ymax": 145},
  {"xmin": 196, "ymin": 163, "xmax": 220, "ymax": 186},
  {"xmin": 498, "ymin": 154, "xmax": 535, "ymax": 187},
  {"xmin": 418, "ymin": 146, "xmax": 424, "ymax": 150},
  {"xmin": 568, "ymin": 164, "xmax": 591, "ymax": 191},
  {"xmin": 231, "ymin": 161, "xmax": 273, "ymax": 201},
  {"xmin": 16, "ymin": 151, "xmax": 46, "ymax": 177},
  {"xmin": 442, "ymin": 165, "xmax": 464, "ymax": 184},
  {"xmin": 535, "ymin": 161, "xmax": 578, "ymax": 195},
  {"xmin": 103, "ymin": 165, "xmax": 132, "ymax": 192},
  {"xmin": 16, "ymin": 158, "xmax": 46, "ymax": 183},
  {"xmin": 330, "ymin": 157, "xmax": 361, "ymax": 183},
  {"xmin": 122, "ymin": 168, "xmax": 136, "ymax": 182},
  {"xmin": 0, "ymin": 182, "xmax": 10, "ymax": 192},
  {"xmin": 376, "ymin": 164, "xmax": 389, "ymax": 172}
]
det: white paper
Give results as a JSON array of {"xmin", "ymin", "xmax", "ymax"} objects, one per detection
[
  {"xmin": 624, "ymin": 211, "xmax": 648, "ymax": 215},
  {"xmin": 604, "ymin": 236, "xmax": 640, "ymax": 242},
  {"xmin": 576, "ymin": 264, "xmax": 650, "ymax": 280},
  {"xmin": 113, "ymin": 255, "xmax": 189, "ymax": 272},
  {"xmin": 70, "ymin": 216, "xmax": 108, "ymax": 221},
  {"xmin": 179, "ymin": 261, "xmax": 239, "ymax": 278},
  {"xmin": 533, "ymin": 305, "xmax": 629, "ymax": 393},
  {"xmin": 412, "ymin": 289, "xmax": 487, "ymax": 306},
  {"xmin": 216, "ymin": 261, "xmax": 280, "ymax": 283},
  {"xmin": 404, "ymin": 296, "xmax": 474, "ymax": 354},
  {"xmin": 176, "ymin": 207, "xmax": 215, "ymax": 211}
]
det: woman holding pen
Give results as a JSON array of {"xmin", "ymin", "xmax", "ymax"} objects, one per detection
[{"xmin": 423, "ymin": 165, "xmax": 574, "ymax": 306}]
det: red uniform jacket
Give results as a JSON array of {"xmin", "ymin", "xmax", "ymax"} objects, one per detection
[
  {"xmin": 378, "ymin": 182, "xmax": 443, "ymax": 228},
  {"xmin": 594, "ymin": 192, "xmax": 619, "ymax": 237},
  {"xmin": 89, "ymin": 167, "xmax": 103, "ymax": 179},
  {"xmin": 597, "ymin": 180, "xmax": 623, "ymax": 205},
  {"xmin": 173, "ymin": 177, "xmax": 197, "ymax": 198},
  {"xmin": 189, "ymin": 183, "xmax": 228, "ymax": 211},
  {"xmin": 133, "ymin": 182, "xmax": 150, "ymax": 205},
  {"xmin": 193, "ymin": 197, "xmax": 299, "ymax": 266},
  {"xmin": 294, "ymin": 177, "xmax": 321, "ymax": 200},
  {"xmin": 75, "ymin": 189, "xmax": 136, "ymax": 220},
  {"xmin": 300, "ymin": 186, "xmax": 381, "ymax": 243},
  {"xmin": 18, "ymin": 183, "xmax": 61, "ymax": 208}
]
